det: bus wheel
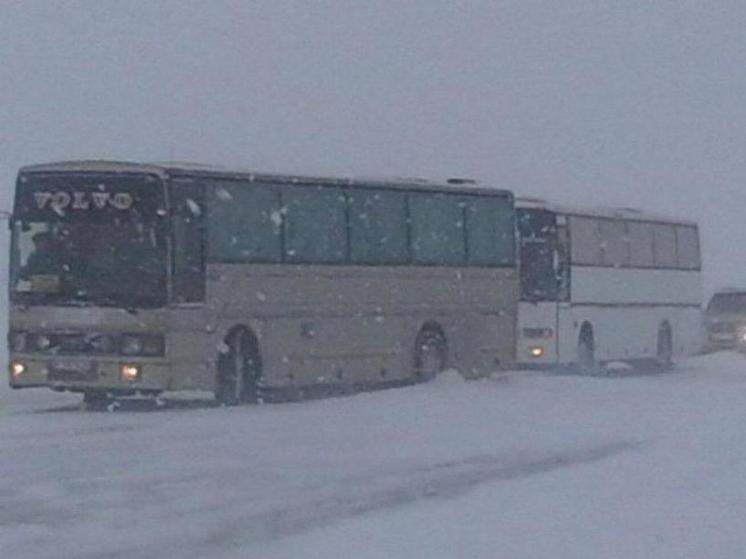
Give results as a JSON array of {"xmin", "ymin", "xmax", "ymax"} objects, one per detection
[
  {"xmin": 656, "ymin": 322, "xmax": 673, "ymax": 370},
  {"xmin": 577, "ymin": 323, "xmax": 596, "ymax": 374},
  {"xmin": 216, "ymin": 329, "xmax": 262, "ymax": 405},
  {"xmin": 82, "ymin": 391, "xmax": 112, "ymax": 411},
  {"xmin": 414, "ymin": 327, "xmax": 447, "ymax": 383}
]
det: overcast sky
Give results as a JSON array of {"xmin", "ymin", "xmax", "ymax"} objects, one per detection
[{"xmin": 2, "ymin": 1, "xmax": 745, "ymax": 293}]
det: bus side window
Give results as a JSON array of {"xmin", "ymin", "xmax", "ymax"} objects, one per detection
[
  {"xmin": 409, "ymin": 192, "xmax": 466, "ymax": 265},
  {"xmin": 171, "ymin": 181, "xmax": 205, "ymax": 303}
]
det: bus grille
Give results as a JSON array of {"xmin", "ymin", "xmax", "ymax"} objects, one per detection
[
  {"xmin": 26, "ymin": 333, "xmax": 116, "ymax": 355},
  {"xmin": 48, "ymin": 365, "xmax": 98, "ymax": 382}
]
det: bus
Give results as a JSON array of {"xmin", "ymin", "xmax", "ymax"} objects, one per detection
[
  {"xmin": 7, "ymin": 161, "xmax": 517, "ymax": 405},
  {"xmin": 515, "ymin": 198, "xmax": 702, "ymax": 370}
]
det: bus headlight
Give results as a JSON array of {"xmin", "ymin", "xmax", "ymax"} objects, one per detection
[
  {"xmin": 120, "ymin": 364, "xmax": 141, "ymax": 382},
  {"xmin": 119, "ymin": 334, "xmax": 164, "ymax": 357},
  {"xmin": 10, "ymin": 360, "xmax": 26, "ymax": 377},
  {"xmin": 530, "ymin": 346, "xmax": 545, "ymax": 358}
]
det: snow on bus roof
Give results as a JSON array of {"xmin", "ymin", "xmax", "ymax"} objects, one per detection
[
  {"xmin": 19, "ymin": 160, "xmax": 170, "ymax": 177},
  {"xmin": 18, "ymin": 160, "xmax": 511, "ymax": 197},
  {"xmin": 515, "ymin": 196, "xmax": 697, "ymax": 226}
]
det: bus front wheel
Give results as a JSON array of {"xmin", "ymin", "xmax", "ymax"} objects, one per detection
[
  {"xmin": 414, "ymin": 327, "xmax": 447, "ymax": 383},
  {"xmin": 216, "ymin": 329, "xmax": 262, "ymax": 405},
  {"xmin": 82, "ymin": 391, "xmax": 112, "ymax": 411},
  {"xmin": 656, "ymin": 322, "xmax": 673, "ymax": 370},
  {"xmin": 577, "ymin": 323, "xmax": 596, "ymax": 374}
]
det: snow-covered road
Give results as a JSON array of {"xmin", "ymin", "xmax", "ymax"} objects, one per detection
[{"xmin": 2, "ymin": 353, "xmax": 746, "ymax": 558}]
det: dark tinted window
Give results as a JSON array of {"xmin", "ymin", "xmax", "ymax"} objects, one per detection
[
  {"xmin": 10, "ymin": 173, "xmax": 168, "ymax": 308},
  {"xmin": 708, "ymin": 292, "xmax": 746, "ymax": 313},
  {"xmin": 349, "ymin": 189, "xmax": 408, "ymax": 264},
  {"xmin": 676, "ymin": 226, "xmax": 700, "ymax": 269},
  {"xmin": 653, "ymin": 224, "xmax": 677, "ymax": 268},
  {"xmin": 284, "ymin": 186, "xmax": 347, "ymax": 263},
  {"xmin": 599, "ymin": 219, "xmax": 629, "ymax": 267},
  {"xmin": 466, "ymin": 196, "xmax": 514, "ymax": 266},
  {"xmin": 409, "ymin": 192, "xmax": 465, "ymax": 265},
  {"xmin": 570, "ymin": 217, "xmax": 601, "ymax": 265},
  {"xmin": 206, "ymin": 182, "xmax": 282, "ymax": 262},
  {"xmin": 628, "ymin": 222, "xmax": 654, "ymax": 267}
]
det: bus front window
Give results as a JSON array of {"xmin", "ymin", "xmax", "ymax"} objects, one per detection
[
  {"xmin": 518, "ymin": 209, "xmax": 561, "ymax": 302},
  {"xmin": 10, "ymin": 174, "xmax": 167, "ymax": 309}
]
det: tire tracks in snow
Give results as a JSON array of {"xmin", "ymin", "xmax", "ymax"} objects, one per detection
[
  {"xmin": 196, "ymin": 440, "xmax": 639, "ymax": 556},
  {"xmin": 78, "ymin": 440, "xmax": 640, "ymax": 559}
]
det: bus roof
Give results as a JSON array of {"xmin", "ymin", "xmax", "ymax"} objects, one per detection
[
  {"xmin": 515, "ymin": 196, "xmax": 697, "ymax": 227},
  {"xmin": 712, "ymin": 287, "xmax": 746, "ymax": 295},
  {"xmin": 18, "ymin": 160, "xmax": 512, "ymax": 199}
]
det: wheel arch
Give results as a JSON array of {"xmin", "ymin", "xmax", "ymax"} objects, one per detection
[
  {"xmin": 656, "ymin": 319, "xmax": 674, "ymax": 360},
  {"xmin": 417, "ymin": 320, "xmax": 447, "ymax": 341},
  {"xmin": 578, "ymin": 321, "xmax": 594, "ymax": 347},
  {"xmin": 413, "ymin": 320, "xmax": 449, "ymax": 379},
  {"xmin": 215, "ymin": 324, "xmax": 263, "ymax": 399}
]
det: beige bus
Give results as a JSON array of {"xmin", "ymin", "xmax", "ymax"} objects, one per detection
[{"xmin": 8, "ymin": 161, "xmax": 517, "ymax": 405}]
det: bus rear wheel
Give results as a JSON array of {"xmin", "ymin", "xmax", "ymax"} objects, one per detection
[
  {"xmin": 82, "ymin": 391, "xmax": 112, "ymax": 410},
  {"xmin": 216, "ymin": 330, "xmax": 262, "ymax": 405},
  {"xmin": 414, "ymin": 328, "xmax": 447, "ymax": 383},
  {"xmin": 83, "ymin": 390, "xmax": 119, "ymax": 411},
  {"xmin": 656, "ymin": 322, "xmax": 673, "ymax": 370},
  {"xmin": 577, "ymin": 323, "xmax": 596, "ymax": 374}
]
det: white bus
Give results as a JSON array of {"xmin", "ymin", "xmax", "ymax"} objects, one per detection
[
  {"xmin": 8, "ymin": 161, "xmax": 518, "ymax": 405},
  {"xmin": 515, "ymin": 198, "xmax": 702, "ymax": 370}
]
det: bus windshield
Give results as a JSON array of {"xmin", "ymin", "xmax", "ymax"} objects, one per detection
[
  {"xmin": 708, "ymin": 292, "xmax": 746, "ymax": 314},
  {"xmin": 518, "ymin": 209, "xmax": 560, "ymax": 301},
  {"xmin": 10, "ymin": 173, "xmax": 167, "ymax": 309}
]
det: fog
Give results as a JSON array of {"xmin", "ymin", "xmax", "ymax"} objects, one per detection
[
  {"xmin": 3, "ymin": 1, "xmax": 746, "ymax": 294},
  {"xmin": 6, "ymin": 5, "xmax": 746, "ymax": 555}
]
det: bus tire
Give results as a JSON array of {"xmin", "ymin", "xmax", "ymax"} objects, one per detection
[
  {"xmin": 82, "ymin": 391, "xmax": 112, "ymax": 411},
  {"xmin": 656, "ymin": 322, "xmax": 673, "ymax": 370},
  {"xmin": 414, "ymin": 326, "xmax": 447, "ymax": 383},
  {"xmin": 577, "ymin": 323, "xmax": 596, "ymax": 374},
  {"xmin": 216, "ymin": 329, "xmax": 262, "ymax": 406}
]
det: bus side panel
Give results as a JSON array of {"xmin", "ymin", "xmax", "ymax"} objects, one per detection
[
  {"xmin": 556, "ymin": 266, "xmax": 702, "ymax": 364},
  {"xmin": 166, "ymin": 306, "xmax": 225, "ymax": 392},
  {"xmin": 559, "ymin": 305, "xmax": 703, "ymax": 363},
  {"xmin": 571, "ymin": 267, "xmax": 700, "ymax": 307},
  {"xmin": 556, "ymin": 303, "xmax": 577, "ymax": 365},
  {"xmin": 442, "ymin": 310, "xmax": 516, "ymax": 379},
  {"xmin": 205, "ymin": 264, "xmax": 517, "ymax": 391}
]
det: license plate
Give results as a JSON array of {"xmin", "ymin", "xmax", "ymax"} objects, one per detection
[
  {"xmin": 48, "ymin": 361, "xmax": 98, "ymax": 382},
  {"xmin": 53, "ymin": 361, "xmax": 92, "ymax": 372}
]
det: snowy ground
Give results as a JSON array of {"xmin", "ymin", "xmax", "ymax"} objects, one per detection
[{"xmin": 2, "ymin": 354, "xmax": 746, "ymax": 558}]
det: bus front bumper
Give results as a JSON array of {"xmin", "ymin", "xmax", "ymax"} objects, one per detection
[{"xmin": 8, "ymin": 355, "xmax": 171, "ymax": 393}]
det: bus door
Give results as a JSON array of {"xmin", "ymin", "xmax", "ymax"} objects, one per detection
[{"xmin": 517, "ymin": 209, "xmax": 562, "ymax": 363}]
